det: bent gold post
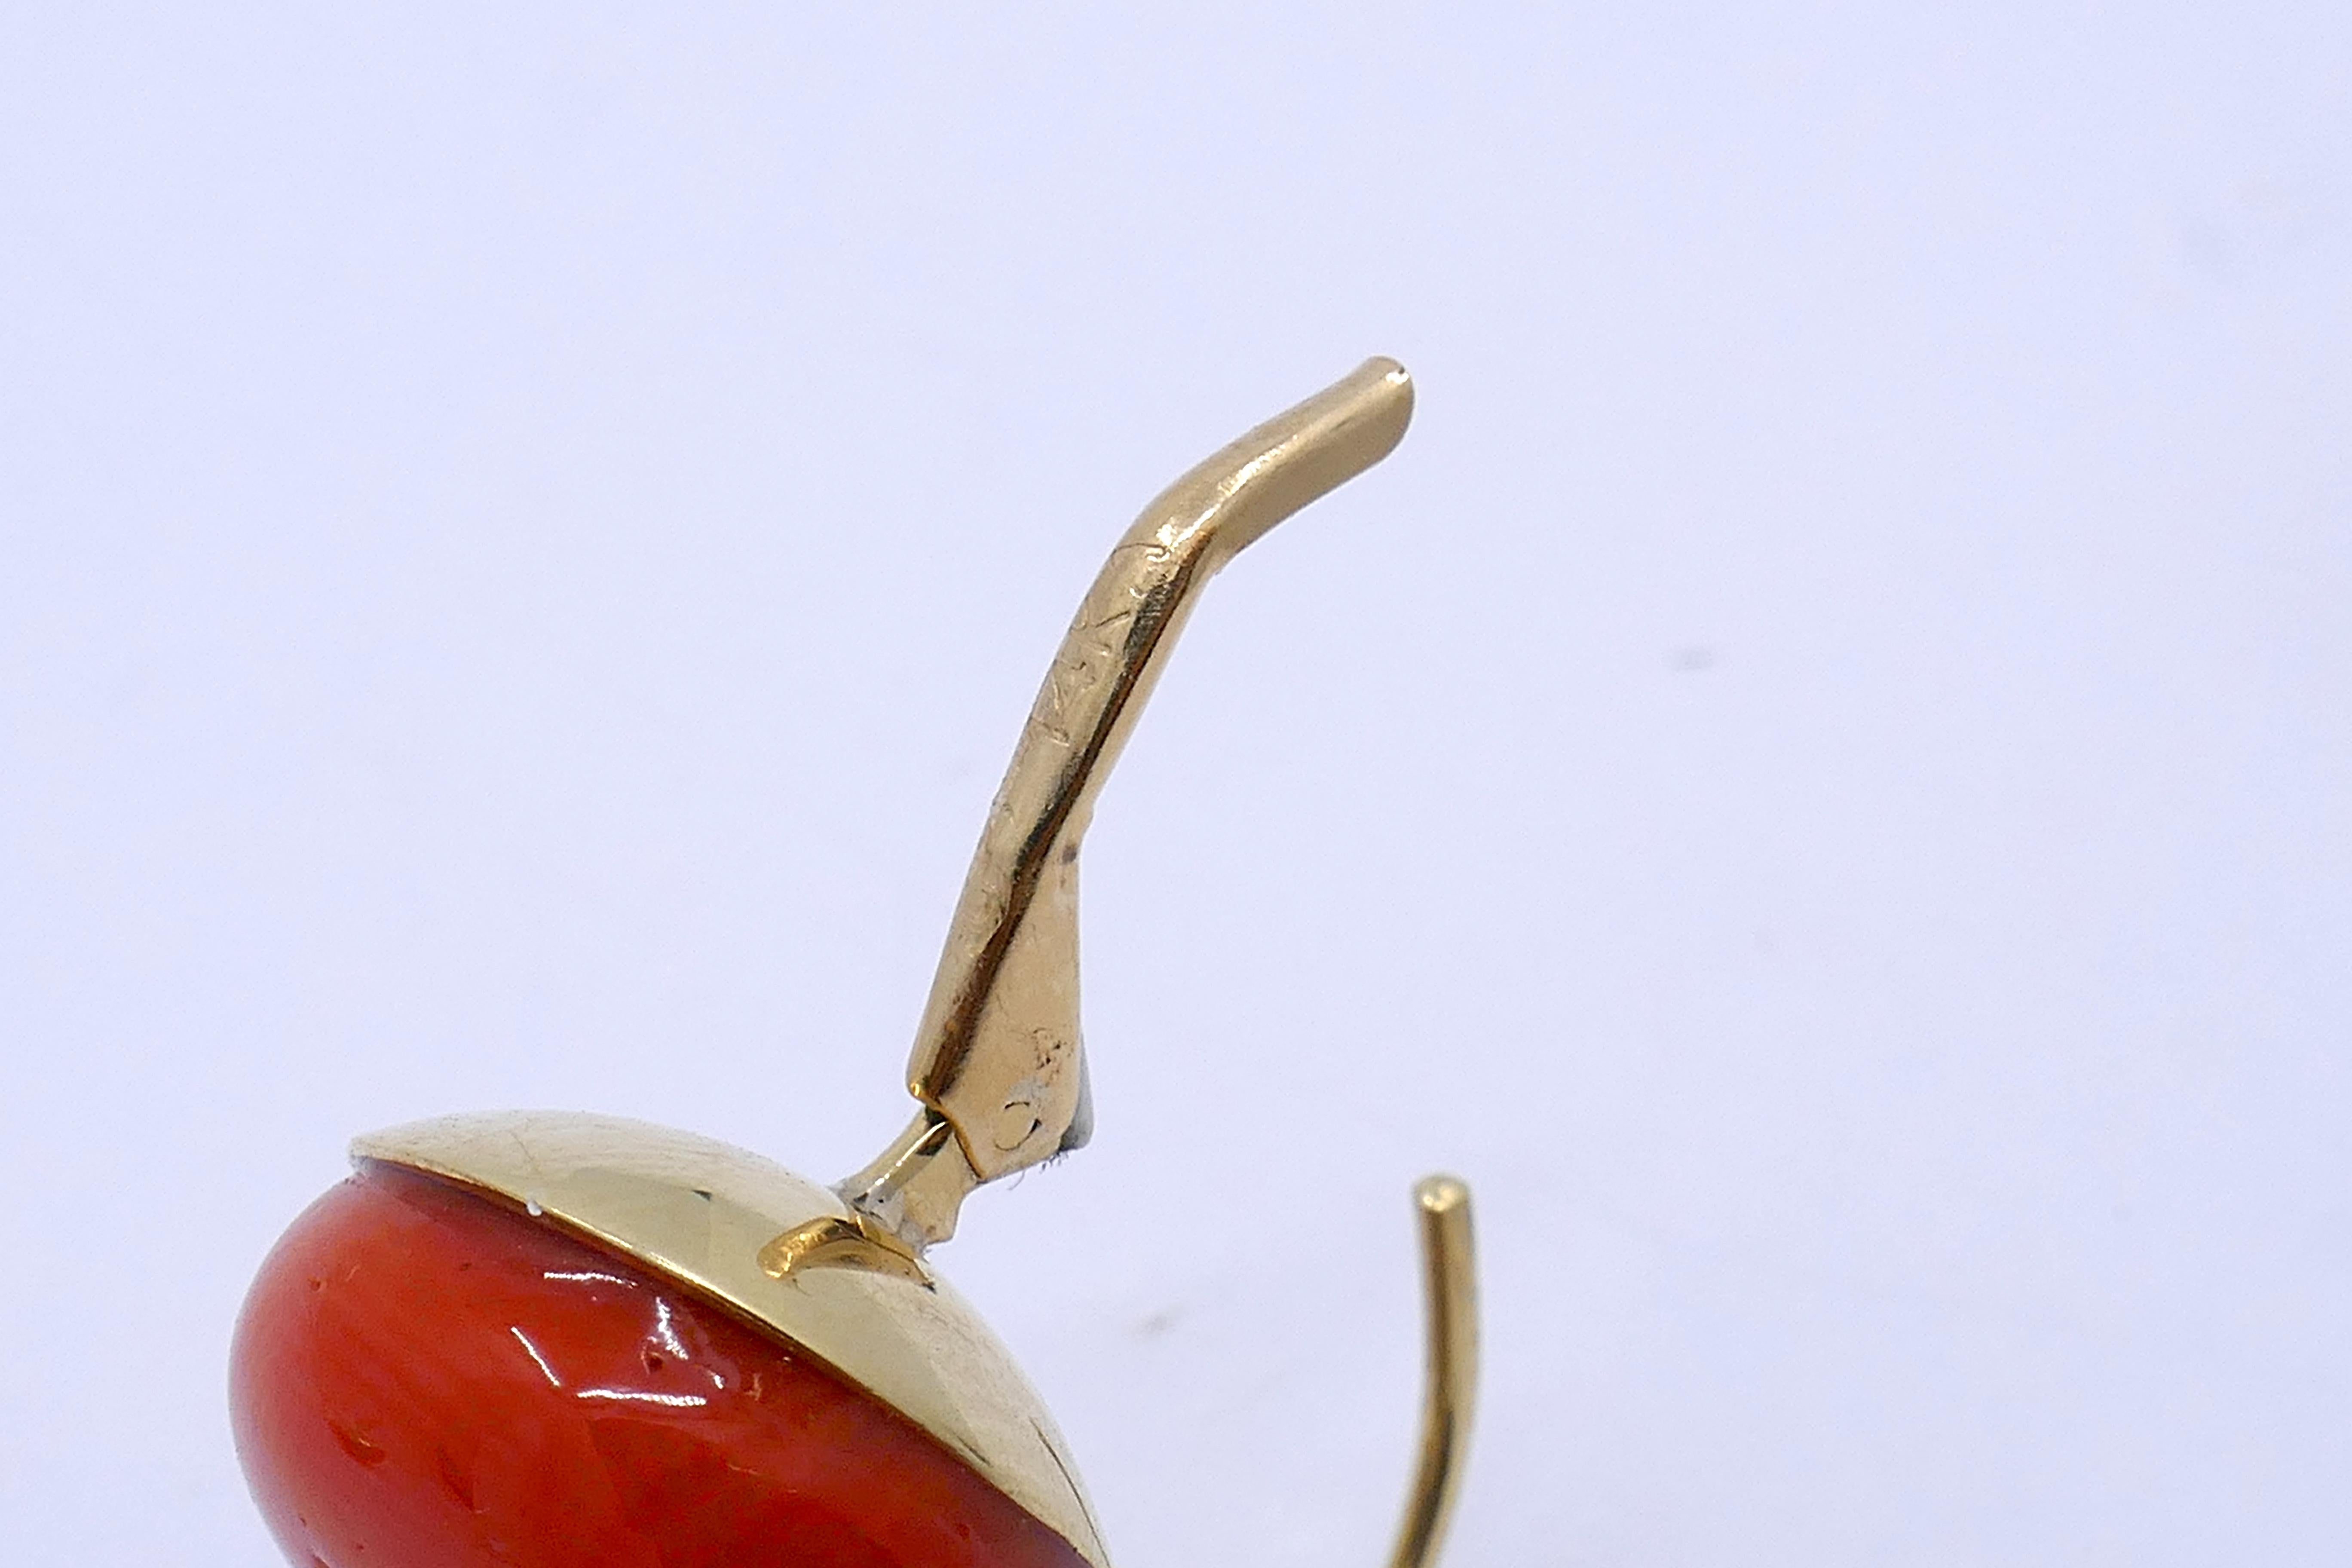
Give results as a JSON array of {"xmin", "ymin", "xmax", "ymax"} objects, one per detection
[
  {"xmin": 837, "ymin": 357, "xmax": 1416, "ymax": 1248},
  {"xmin": 1390, "ymin": 1176, "xmax": 1479, "ymax": 1568}
]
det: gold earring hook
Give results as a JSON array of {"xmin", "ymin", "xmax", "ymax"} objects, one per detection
[
  {"xmin": 824, "ymin": 357, "xmax": 1478, "ymax": 1568},
  {"xmin": 837, "ymin": 355, "xmax": 1417, "ymax": 1247}
]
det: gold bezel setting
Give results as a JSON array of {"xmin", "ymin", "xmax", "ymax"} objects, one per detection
[{"xmin": 355, "ymin": 1110, "xmax": 1111, "ymax": 1567}]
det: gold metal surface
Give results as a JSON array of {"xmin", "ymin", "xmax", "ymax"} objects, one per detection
[
  {"xmin": 1388, "ymin": 1176, "xmax": 1479, "ymax": 1568},
  {"xmin": 845, "ymin": 356, "xmax": 1416, "ymax": 1247},
  {"xmin": 758, "ymin": 1212, "xmax": 931, "ymax": 1287},
  {"xmin": 354, "ymin": 1111, "xmax": 1109, "ymax": 1568}
]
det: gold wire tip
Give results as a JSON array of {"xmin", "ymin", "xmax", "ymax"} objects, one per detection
[{"xmin": 1391, "ymin": 1176, "xmax": 1478, "ymax": 1568}]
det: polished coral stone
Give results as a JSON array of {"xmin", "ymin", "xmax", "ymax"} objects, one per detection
[{"xmin": 232, "ymin": 1163, "xmax": 1089, "ymax": 1568}]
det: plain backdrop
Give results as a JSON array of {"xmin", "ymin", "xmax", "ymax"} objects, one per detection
[{"xmin": 3, "ymin": 6, "xmax": 2347, "ymax": 1565}]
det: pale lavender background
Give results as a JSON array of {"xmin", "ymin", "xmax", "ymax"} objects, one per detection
[{"xmin": 4, "ymin": 6, "xmax": 2348, "ymax": 1565}]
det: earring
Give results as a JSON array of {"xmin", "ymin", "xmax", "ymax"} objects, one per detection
[{"xmin": 230, "ymin": 358, "xmax": 1476, "ymax": 1568}]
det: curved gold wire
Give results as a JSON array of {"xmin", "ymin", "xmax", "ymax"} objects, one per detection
[{"xmin": 1390, "ymin": 1176, "xmax": 1479, "ymax": 1568}]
